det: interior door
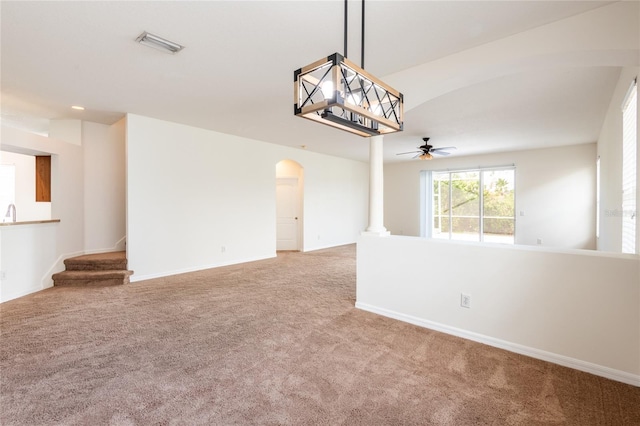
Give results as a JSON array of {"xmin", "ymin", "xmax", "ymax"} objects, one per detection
[{"xmin": 276, "ymin": 178, "xmax": 299, "ymax": 251}]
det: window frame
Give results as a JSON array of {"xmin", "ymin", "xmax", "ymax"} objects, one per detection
[{"xmin": 621, "ymin": 78, "xmax": 637, "ymax": 254}]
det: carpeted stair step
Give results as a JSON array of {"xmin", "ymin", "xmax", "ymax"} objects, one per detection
[
  {"xmin": 64, "ymin": 251, "xmax": 127, "ymax": 271},
  {"xmin": 52, "ymin": 270, "xmax": 133, "ymax": 287}
]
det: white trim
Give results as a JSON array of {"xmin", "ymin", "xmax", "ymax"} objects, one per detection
[
  {"xmin": 40, "ymin": 250, "xmax": 85, "ymax": 291},
  {"xmin": 42, "ymin": 237, "xmax": 129, "ymax": 289},
  {"xmin": 303, "ymin": 242, "xmax": 357, "ymax": 252},
  {"xmin": 1, "ymin": 285, "xmax": 47, "ymax": 303},
  {"xmin": 130, "ymin": 254, "xmax": 276, "ymax": 282},
  {"xmin": 428, "ymin": 164, "xmax": 516, "ymax": 174},
  {"xmin": 621, "ymin": 77, "xmax": 637, "ymax": 111},
  {"xmin": 355, "ymin": 301, "xmax": 640, "ymax": 387},
  {"xmin": 419, "ymin": 170, "xmax": 429, "ymax": 238}
]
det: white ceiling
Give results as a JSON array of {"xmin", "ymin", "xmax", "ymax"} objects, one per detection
[{"xmin": 1, "ymin": 0, "xmax": 637, "ymax": 162}]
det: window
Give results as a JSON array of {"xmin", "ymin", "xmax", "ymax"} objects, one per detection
[
  {"xmin": 596, "ymin": 156, "xmax": 600, "ymax": 240},
  {"xmin": 425, "ymin": 167, "xmax": 515, "ymax": 244},
  {"xmin": 622, "ymin": 79, "xmax": 637, "ymax": 254},
  {"xmin": 0, "ymin": 164, "xmax": 16, "ymax": 218}
]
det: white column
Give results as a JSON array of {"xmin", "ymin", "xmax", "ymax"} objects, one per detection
[{"xmin": 363, "ymin": 135, "xmax": 390, "ymax": 236}]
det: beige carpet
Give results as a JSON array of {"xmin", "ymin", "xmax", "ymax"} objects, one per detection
[{"xmin": 1, "ymin": 245, "xmax": 638, "ymax": 425}]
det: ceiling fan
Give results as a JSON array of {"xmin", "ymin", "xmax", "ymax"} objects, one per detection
[{"xmin": 396, "ymin": 138, "xmax": 457, "ymax": 160}]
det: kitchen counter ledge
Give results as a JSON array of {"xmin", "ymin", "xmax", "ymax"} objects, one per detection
[{"xmin": 0, "ymin": 219, "xmax": 60, "ymax": 227}]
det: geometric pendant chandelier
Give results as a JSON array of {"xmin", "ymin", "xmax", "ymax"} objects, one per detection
[{"xmin": 293, "ymin": 1, "xmax": 403, "ymax": 137}]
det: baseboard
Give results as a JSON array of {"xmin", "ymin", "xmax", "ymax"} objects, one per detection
[
  {"xmin": 130, "ymin": 254, "xmax": 277, "ymax": 282},
  {"xmin": 1, "ymin": 285, "xmax": 48, "ymax": 303},
  {"xmin": 40, "ymin": 250, "xmax": 85, "ymax": 290},
  {"xmin": 39, "ymin": 239, "xmax": 127, "ymax": 292},
  {"xmin": 83, "ymin": 237, "xmax": 127, "ymax": 255},
  {"xmin": 114, "ymin": 236, "xmax": 126, "ymax": 251},
  {"xmin": 303, "ymin": 241, "xmax": 357, "ymax": 252},
  {"xmin": 355, "ymin": 301, "xmax": 640, "ymax": 387}
]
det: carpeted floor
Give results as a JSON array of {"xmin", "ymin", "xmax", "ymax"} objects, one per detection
[{"xmin": 1, "ymin": 245, "xmax": 638, "ymax": 425}]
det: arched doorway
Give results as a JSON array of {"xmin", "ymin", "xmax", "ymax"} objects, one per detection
[{"xmin": 276, "ymin": 160, "xmax": 304, "ymax": 251}]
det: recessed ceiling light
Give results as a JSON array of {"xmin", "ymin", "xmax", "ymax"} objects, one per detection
[
  {"xmin": 71, "ymin": 105, "xmax": 85, "ymax": 111},
  {"xmin": 136, "ymin": 31, "xmax": 184, "ymax": 54}
]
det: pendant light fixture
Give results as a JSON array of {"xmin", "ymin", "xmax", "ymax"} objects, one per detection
[{"xmin": 293, "ymin": 0, "xmax": 403, "ymax": 137}]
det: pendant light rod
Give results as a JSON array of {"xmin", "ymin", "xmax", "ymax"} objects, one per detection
[
  {"xmin": 343, "ymin": 0, "xmax": 365, "ymax": 68},
  {"xmin": 294, "ymin": 0, "xmax": 403, "ymax": 137},
  {"xmin": 344, "ymin": 0, "xmax": 348, "ymax": 58},
  {"xmin": 361, "ymin": 0, "xmax": 365, "ymax": 69}
]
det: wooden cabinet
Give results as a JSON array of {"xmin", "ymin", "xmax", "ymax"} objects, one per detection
[{"xmin": 35, "ymin": 156, "xmax": 51, "ymax": 202}]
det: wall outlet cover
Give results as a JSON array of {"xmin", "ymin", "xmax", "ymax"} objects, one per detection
[{"xmin": 461, "ymin": 293, "xmax": 471, "ymax": 308}]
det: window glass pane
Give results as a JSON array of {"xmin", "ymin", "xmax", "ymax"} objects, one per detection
[
  {"xmin": 451, "ymin": 171, "xmax": 480, "ymax": 242},
  {"xmin": 622, "ymin": 82, "xmax": 636, "ymax": 254},
  {"xmin": 482, "ymin": 169, "xmax": 515, "ymax": 244},
  {"xmin": 432, "ymin": 172, "xmax": 449, "ymax": 239},
  {"xmin": 0, "ymin": 164, "xmax": 16, "ymax": 215},
  {"xmin": 428, "ymin": 168, "xmax": 515, "ymax": 244}
]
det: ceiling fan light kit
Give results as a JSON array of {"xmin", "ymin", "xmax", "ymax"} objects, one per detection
[
  {"xmin": 397, "ymin": 137, "xmax": 457, "ymax": 160},
  {"xmin": 293, "ymin": 0, "xmax": 403, "ymax": 137}
]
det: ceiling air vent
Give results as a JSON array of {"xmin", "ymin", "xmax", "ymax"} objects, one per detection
[{"xmin": 135, "ymin": 31, "xmax": 184, "ymax": 54}]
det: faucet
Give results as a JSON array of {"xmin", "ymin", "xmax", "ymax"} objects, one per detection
[{"xmin": 4, "ymin": 204, "xmax": 16, "ymax": 223}]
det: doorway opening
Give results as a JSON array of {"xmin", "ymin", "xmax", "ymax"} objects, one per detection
[{"xmin": 276, "ymin": 160, "xmax": 304, "ymax": 251}]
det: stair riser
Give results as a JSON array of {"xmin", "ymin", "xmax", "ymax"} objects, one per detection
[
  {"xmin": 64, "ymin": 261, "xmax": 128, "ymax": 271},
  {"xmin": 54, "ymin": 278, "xmax": 130, "ymax": 287},
  {"xmin": 55, "ymin": 251, "xmax": 132, "ymax": 287}
]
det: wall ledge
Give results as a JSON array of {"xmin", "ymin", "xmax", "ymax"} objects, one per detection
[{"xmin": 0, "ymin": 219, "xmax": 60, "ymax": 227}]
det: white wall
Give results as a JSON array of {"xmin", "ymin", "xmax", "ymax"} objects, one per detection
[
  {"xmin": 0, "ymin": 223, "xmax": 58, "ymax": 302},
  {"xmin": 1, "ymin": 126, "xmax": 84, "ymax": 259},
  {"xmin": 302, "ymin": 155, "xmax": 368, "ymax": 249},
  {"xmin": 356, "ymin": 236, "xmax": 640, "ymax": 386},
  {"xmin": 0, "ymin": 119, "xmax": 126, "ymax": 302},
  {"xmin": 126, "ymin": 114, "xmax": 368, "ymax": 281},
  {"xmin": 83, "ymin": 119, "xmax": 126, "ymax": 252},
  {"xmin": 0, "ymin": 126, "xmax": 84, "ymax": 302},
  {"xmin": 49, "ymin": 119, "xmax": 82, "ymax": 146},
  {"xmin": 0, "ymin": 151, "xmax": 51, "ymax": 221},
  {"xmin": 597, "ymin": 66, "xmax": 640, "ymax": 253},
  {"xmin": 385, "ymin": 143, "xmax": 597, "ymax": 250}
]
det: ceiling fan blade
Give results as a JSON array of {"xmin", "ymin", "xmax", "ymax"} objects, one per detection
[
  {"xmin": 430, "ymin": 146, "xmax": 457, "ymax": 153},
  {"xmin": 396, "ymin": 150, "xmax": 421, "ymax": 155},
  {"xmin": 432, "ymin": 151, "xmax": 451, "ymax": 156}
]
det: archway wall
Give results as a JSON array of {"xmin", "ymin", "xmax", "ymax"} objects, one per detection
[{"xmin": 276, "ymin": 159, "xmax": 303, "ymax": 179}]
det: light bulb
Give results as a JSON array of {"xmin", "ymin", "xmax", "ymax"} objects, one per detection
[
  {"xmin": 321, "ymin": 81, "xmax": 334, "ymax": 99},
  {"xmin": 346, "ymin": 93, "xmax": 361, "ymax": 106}
]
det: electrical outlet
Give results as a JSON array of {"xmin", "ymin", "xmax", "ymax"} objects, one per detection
[
  {"xmin": 221, "ymin": 246, "xmax": 226, "ymax": 253},
  {"xmin": 0, "ymin": 271, "xmax": 5, "ymax": 280},
  {"xmin": 537, "ymin": 238, "xmax": 543, "ymax": 245},
  {"xmin": 461, "ymin": 293, "xmax": 471, "ymax": 308}
]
